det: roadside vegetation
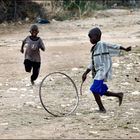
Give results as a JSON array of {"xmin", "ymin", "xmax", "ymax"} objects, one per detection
[{"xmin": 0, "ymin": 0, "xmax": 139, "ymax": 23}]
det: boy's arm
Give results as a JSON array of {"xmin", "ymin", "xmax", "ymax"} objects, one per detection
[
  {"xmin": 39, "ymin": 39, "xmax": 45, "ymax": 51},
  {"xmin": 20, "ymin": 37, "xmax": 27, "ymax": 53},
  {"xmin": 120, "ymin": 46, "xmax": 131, "ymax": 52},
  {"xmin": 20, "ymin": 41, "xmax": 25, "ymax": 53},
  {"xmin": 82, "ymin": 62, "xmax": 92, "ymax": 82},
  {"xmin": 106, "ymin": 42, "xmax": 131, "ymax": 51},
  {"xmin": 105, "ymin": 42, "xmax": 131, "ymax": 57},
  {"xmin": 82, "ymin": 68, "xmax": 91, "ymax": 82}
]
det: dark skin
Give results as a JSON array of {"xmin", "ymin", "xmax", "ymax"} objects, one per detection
[
  {"xmin": 20, "ymin": 29, "xmax": 45, "ymax": 85},
  {"xmin": 82, "ymin": 33, "xmax": 131, "ymax": 113},
  {"xmin": 20, "ymin": 29, "xmax": 45, "ymax": 53}
]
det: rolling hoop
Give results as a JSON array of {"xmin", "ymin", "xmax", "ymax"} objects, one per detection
[{"xmin": 39, "ymin": 72, "xmax": 79, "ymax": 117}]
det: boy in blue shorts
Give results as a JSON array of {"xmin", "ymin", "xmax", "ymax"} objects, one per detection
[{"xmin": 82, "ymin": 27, "xmax": 131, "ymax": 113}]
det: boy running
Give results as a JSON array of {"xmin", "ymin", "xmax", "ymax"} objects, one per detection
[
  {"xmin": 82, "ymin": 27, "xmax": 131, "ymax": 113},
  {"xmin": 20, "ymin": 24, "xmax": 45, "ymax": 85}
]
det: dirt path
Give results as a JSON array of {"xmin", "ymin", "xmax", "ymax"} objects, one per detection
[{"xmin": 0, "ymin": 9, "xmax": 140, "ymax": 139}]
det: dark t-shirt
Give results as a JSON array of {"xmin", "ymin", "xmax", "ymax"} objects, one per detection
[{"xmin": 23, "ymin": 36, "xmax": 45, "ymax": 62}]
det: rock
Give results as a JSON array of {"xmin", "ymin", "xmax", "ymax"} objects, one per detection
[
  {"xmin": 0, "ymin": 123, "xmax": 8, "ymax": 126},
  {"xmin": 7, "ymin": 88, "xmax": 18, "ymax": 93},
  {"xmin": 76, "ymin": 113, "xmax": 82, "ymax": 116},
  {"xmin": 132, "ymin": 127, "xmax": 140, "ymax": 132},
  {"xmin": 121, "ymin": 82, "xmax": 130, "ymax": 86},
  {"xmin": 36, "ymin": 106, "xmax": 42, "ymax": 109},
  {"xmin": 52, "ymin": 19, "xmax": 57, "ymax": 22},
  {"xmin": 127, "ymin": 63, "xmax": 133, "ymax": 67},
  {"xmin": 28, "ymin": 121, "xmax": 32, "ymax": 124},
  {"xmin": 130, "ymin": 108, "xmax": 134, "ymax": 111},
  {"xmin": 25, "ymin": 83, "xmax": 31, "ymax": 87},
  {"xmin": 35, "ymin": 79, "xmax": 42, "ymax": 85},
  {"xmin": 2, "ymin": 23, "xmax": 7, "ymax": 27},
  {"xmin": 90, "ymin": 126, "xmax": 93, "ymax": 128},
  {"xmin": 107, "ymin": 97, "xmax": 114, "ymax": 101},
  {"xmin": 100, "ymin": 115, "xmax": 110, "ymax": 119},
  {"xmin": 72, "ymin": 68, "xmax": 79, "ymax": 71},
  {"xmin": 20, "ymin": 94, "xmax": 25, "ymax": 98},
  {"xmin": 61, "ymin": 104, "xmax": 66, "ymax": 107},
  {"xmin": 113, "ymin": 63, "xmax": 119, "ymax": 67},
  {"xmin": 100, "ymin": 128, "xmax": 109, "ymax": 131},
  {"xmin": 111, "ymin": 3, "xmax": 117, "ymax": 8},
  {"xmin": 136, "ymin": 21, "xmax": 140, "ymax": 25},
  {"xmin": 29, "ymin": 89, "xmax": 33, "ymax": 93},
  {"xmin": 135, "ymin": 77, "xmax": 140, "ymax": 82},
  {"xmin": 24, "ymin": 102, "xmax": 36, "ymax": 108},
  {"xmin": 89, "ymin": 131, "xmax": 98, "ymax": 135},
  {"xmin": 25, "ymin": 17, "xmax": 29, "ymax": 22},
  {"xmin": 131, "ymin": 91, "xmax": 140, "ymax": 95},
  {"xmin": 127, "ymin": 121, "xmax": 131, "ymax": 124},
  {"xmin": 90, "ymin": 131, "xmax": 98, "ymax": 134},
  {"xmin": 20, "ymin": 88, "xmax": 27, "ymax": 91},
  {"xmin": 125, "ymin": 112, "xmax": 133, "ymax": 115},
  {"xmin": 9, "ymin": 88, "xmax": 18, "ymax": 91},
  {"xmin": 18, "ymin": 21, "xmax": 22, "ymax": 25}
]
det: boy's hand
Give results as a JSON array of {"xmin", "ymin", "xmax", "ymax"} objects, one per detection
[
  {"xmin": 120, "ymin": 46, "xmax": 131, "ymax": 52},
  {"xmin": 82, "ymin": 68, "xmax": 91, "ymax": 82},
  {"xmin": 125, "ymin": 46, "xmax": 131, "ymax": 52}
]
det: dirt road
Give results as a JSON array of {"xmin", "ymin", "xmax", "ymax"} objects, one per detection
[{"xmin": 0, "ymin": 9, "xmax": 140, "ymax": 139}]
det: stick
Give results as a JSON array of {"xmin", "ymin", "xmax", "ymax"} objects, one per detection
[{"xmin": 80, "ymin": 81, "xmax": 84, "ymax": 96}]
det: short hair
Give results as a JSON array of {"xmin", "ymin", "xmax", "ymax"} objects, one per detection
[
  {"xmin": 30, "ymin": 24, "xmax": 39, "ymax": 32},
  {"xmin": 88, "ymin": 27, "xmax": 102, "ymax": 38}
]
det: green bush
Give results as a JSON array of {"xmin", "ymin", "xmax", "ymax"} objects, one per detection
[
  {"xmin": 0, "ymin": 0, "xmax": 45, "ymax": 23},
  {"xmin": 0, "ymin": 0, "xmax": 140, "ymax": 23},
  {"xmin": 62, "ymin": 0, "xmax": 106, "ymax": 19}
]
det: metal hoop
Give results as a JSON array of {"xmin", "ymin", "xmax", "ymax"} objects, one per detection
[{"xmin": 39, "ymin": 72, "xmax": 79, "ymax": 117}]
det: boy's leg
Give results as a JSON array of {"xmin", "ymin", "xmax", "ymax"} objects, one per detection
[
  {"xmin": 104, "ymin": 91, "xmax": 124, "ymax": 106},
  {"xmin": 24, "ymin": 59, "xmax": 32, "ymax": 72},
  {"xmin": 90, "ymin": 80, "xmax": 107, "ymax": 112},
  {"xmin": 31, "ymin": 62, "xmax": 40, "ymax": 85},
  {"xmin": 92, "ymin": 93, "xmax": 106, "ymax": 113}
]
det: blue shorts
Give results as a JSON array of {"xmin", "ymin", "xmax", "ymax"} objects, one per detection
[{"xmin": 90, "ymin": 80, "xmax": 108, "ymax": 96}]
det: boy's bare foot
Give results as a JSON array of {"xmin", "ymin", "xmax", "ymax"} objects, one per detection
[
  {"xmin": 99, "ymin": 108, "xmax": 106, "ymax": 113},
  {"xmin": 31, "ymin": 80, "xmax": 34, "ymax": 85},
  {"xmin": 118, "ymin": 92, "xmax": 123, "ymax": 106}
]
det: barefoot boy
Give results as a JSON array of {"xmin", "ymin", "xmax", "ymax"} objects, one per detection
[
  {"xmin": 20, "ymin": 24, "xmax": 45, "ymax": 85},
  {"xmin": 82, "ymin": 27, "xmax": 131, "ymax": 113}
]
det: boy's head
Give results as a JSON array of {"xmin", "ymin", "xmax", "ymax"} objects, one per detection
[
  {"xmin": 30, "ymin": 24, "xmax": 39, "ymax": 37},
  {"xmin": 88, "ymin": 27, "xmax": 102, "ymax": 44}
]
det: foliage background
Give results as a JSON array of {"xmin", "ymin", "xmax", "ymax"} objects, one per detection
[{"xmin": 0, "ymin": 0, "xmax": 139, "ymax": 23}]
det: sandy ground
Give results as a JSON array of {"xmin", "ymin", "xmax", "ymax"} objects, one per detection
[{"xmin": 0, "ymin": 9, "xmax": 140, "ymax": 139}]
